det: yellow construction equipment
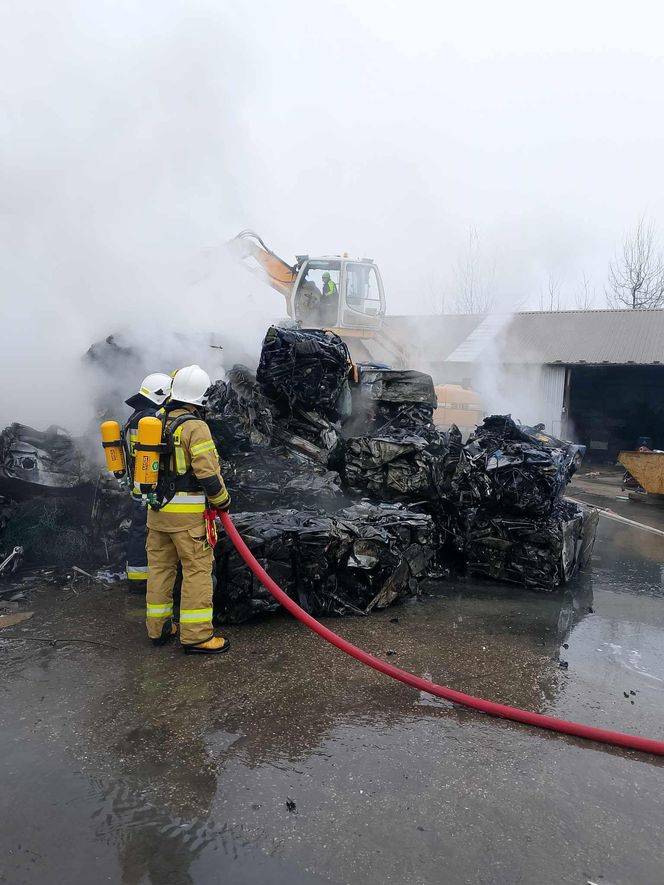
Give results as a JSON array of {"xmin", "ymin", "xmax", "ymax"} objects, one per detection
[
  {"xmin": 618, "ymin": 451, "xmax": 664, "ymax": 496},
  {"xmin": 433, "ymin": 384, "xmax": 484, "ymax": 437},
  {"xmin": 229, "ymin": 230, "xmax": 407, "ymax": 367}
]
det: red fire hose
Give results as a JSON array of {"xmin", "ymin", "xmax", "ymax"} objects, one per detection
[{"xmin": 220, "ymin": 512, "xmax": 664, "ymax": 756}]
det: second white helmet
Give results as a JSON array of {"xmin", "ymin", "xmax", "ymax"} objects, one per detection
[
  {"xmin": 137, "ymin": 372, "xmax": 172, "ymax": 406},
  {"xmin": 170, "ymin": 365, "xmax": 211, "ymax": 406}
]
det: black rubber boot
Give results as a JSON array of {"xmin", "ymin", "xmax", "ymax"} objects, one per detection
[{"xmin": 151, "ymin": 619, "xmax": 178, "ymax": 647}]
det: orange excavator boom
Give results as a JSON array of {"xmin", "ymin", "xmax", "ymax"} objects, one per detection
[{"xmin": 230, "ymin": 229, "xmax": 298, "ymax": 315}]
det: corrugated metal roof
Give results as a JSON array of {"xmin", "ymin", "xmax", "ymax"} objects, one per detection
[{"xmin": 384, "ymin": 309, "xmax": 664, "ymax": 365}]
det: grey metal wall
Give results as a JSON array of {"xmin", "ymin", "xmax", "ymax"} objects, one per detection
[{"xmin": 539, "ymin": 365, "xmax": 566, "ymax": 436}]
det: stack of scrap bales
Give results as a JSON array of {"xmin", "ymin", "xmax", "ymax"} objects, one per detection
[
  {"xmin": 344, "ymin": 431, "xmax": 448, "ymax": 501},
  {"xmin": 214, "ymin": 502, "xmax": 436, "ymax": 623},
  {"xmin": 206, "ymin": 365, "xmax": 273, "ymax": 456},
  {"xmin": 343, "ymin": 366, "xmax": 453, "ymax": 502},
  {"xmin": 445, "ymin": 416, "xmax": 593, "ymax": 589},
  {"xmin": 256, "ymin": 325, "xmax": 351, "ymax": 419},
  {"xmin": 221, "ymin": 448, "xmax": 345, "ymax": 513},
  {"xmin": 347, "ymin": 367, "xmax": 438, "ymax": 435}
]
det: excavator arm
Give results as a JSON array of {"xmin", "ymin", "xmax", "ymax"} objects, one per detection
[{"xmin": 229, "ymin": 230, "xmax": 298, "ymax": 316}]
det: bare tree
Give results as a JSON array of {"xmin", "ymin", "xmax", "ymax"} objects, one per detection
[
  {"xmin": 424, "ymin": 272, "xmax": 447, "ymax": 314},
  {"xmin": 453, "ymin": 227, "xmax": 495, "ymax": 314},
  {"xmin": 539, "ymin": 272, "xmax": 562, "ymax": 311},
  {"xmin": 606, "ymin": 216, "xmax": 664, "ymax": 309},
  {"xmin": 574, "ymin": 271, "xmax": 595, "ymax": 310}
]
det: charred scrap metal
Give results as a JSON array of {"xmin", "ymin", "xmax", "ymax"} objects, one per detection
[{"xmin": 0, "ymin": 325, "xmax": 597, "ymax": 619}]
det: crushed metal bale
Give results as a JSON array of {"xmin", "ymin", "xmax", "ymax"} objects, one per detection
[{"xmin": 214, "ymin": 502, "xmax": 437, "ymax": 623}]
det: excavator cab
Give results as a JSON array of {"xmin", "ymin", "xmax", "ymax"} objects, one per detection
[
  {"xmin": 231, "ymin": 231, "xmax": 386, "ymax": 333},
  {"xmin": 293, "ymin": 257, "xmax": 385, "ymax": 330}
]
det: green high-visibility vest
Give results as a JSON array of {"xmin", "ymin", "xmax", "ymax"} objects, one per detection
[{"xmin": 323, "ymin": 279, "xmax": 337, "ymax": 297}]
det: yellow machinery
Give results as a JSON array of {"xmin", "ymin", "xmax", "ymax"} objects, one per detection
[
  {"xmin": 618, "ymin": 451, "xmax": 664, "ymax": 495},
  {"xmin": 229, "ymin": 230, "xmax": 407, "ymax": 367},
  {"xmin": 433, "ymin": 384, "xmax": 484, "ymax": 437}
]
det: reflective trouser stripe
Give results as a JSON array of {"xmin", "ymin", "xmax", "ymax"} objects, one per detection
[
  {"xmin": 179, "ymin": 608, "xmax": 213, "ymax": 623},
  {"xmin": 191, "ymin": 440, "xmax": 217, "ymax": 456},
  {"xmin": 160, "ymin": 492, "xmax": 206, "ymax": 513},
  {"xmin": 146, "ymin": 603, "xmax": 173, "ymax": 618},
  {"xmin": 127, "ymin": 565, "xmax": 149, "ymax": 580}
]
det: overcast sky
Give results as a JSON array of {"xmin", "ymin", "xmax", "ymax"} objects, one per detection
[{"xmin": 2, "ymin": 0, "xmax": 664, "ymax": 424}]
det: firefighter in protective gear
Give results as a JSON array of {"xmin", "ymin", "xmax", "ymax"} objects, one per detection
[
  {"xmin": 123, "ymin": 373, "xmax": 173, "ymax": 590},
  {"xmin": 145, "ymin": 365, "xmax": 231, "ymax": 655}
]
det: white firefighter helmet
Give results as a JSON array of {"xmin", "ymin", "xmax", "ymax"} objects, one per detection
[
  {"xmin": 170, "ymin": 365, "xmax": 211, "ymax": 406},
  {"xmin": 138, "ymin": 373, "xmax": 172, "ymax": 405},
  {"xmin": 125, "ymin": 372, "xmax": 172, "ymax": 408}
]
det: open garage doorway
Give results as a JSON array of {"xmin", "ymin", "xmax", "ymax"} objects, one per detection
[{"xmin": 565, "ymin": 365, "xmax": 664, "ymax": 462}]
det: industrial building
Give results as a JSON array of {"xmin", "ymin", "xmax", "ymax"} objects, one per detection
[{"xmin": 387, "ymin": 309, "xmax": 664, "ymax": 459}]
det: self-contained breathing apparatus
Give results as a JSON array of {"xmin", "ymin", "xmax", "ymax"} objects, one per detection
[
  {"xmin": 101, "ymin": 409, "xmax": 205, "ymax": 510},
  {"xmin": 135, "ymin": 410, "xmax": 208, "ymax": 511}
]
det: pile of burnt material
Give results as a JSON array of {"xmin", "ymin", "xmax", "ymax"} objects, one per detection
[
  {"xmin": 256, "ymin": 325, "xmax": 351, "ymax": 419},
  {"xmin": 442, "ymin": 416, "xmax": 594, "ymax": 588},
  {"xmin": 214, "ymin": 502, "xmax": 436, "ymax": 623},
  {"xmin": 343, "ymin": 366, "xmax": 453, "ymax": 502},
  {"xmin": 462, "ymin": 501, "xmax": 598, "ymax": 590},
  {"xmin": 346, "ymin": 366, "xmax": 439, "ymax": 436},
  {"xmin": 0, "ymin": 423, "xmax": 119, "ymax": 566},
  {"xmin": 257, "ymin": 325, "xmax": 350, "ymax": 468},
  {"xmin": 221, "ymin": 448, "xmax": 345, "ymax": 513}
]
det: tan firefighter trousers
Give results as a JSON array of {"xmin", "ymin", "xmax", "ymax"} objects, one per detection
[{"xmin": 145, "ymin": 526, "xmax": 214, "ymax": 646}]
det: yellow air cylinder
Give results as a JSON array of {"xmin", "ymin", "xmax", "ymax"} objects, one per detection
[
  {"xmin": 100, "ymin": 420, "xmax": 127, "ymax": 478},
  {"xmin": 133, "ymin": 416, "xmax": 163, "ymax": 494}
]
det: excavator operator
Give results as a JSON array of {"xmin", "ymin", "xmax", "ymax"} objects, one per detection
[{"xmin": 321, "ymin": 271, "xmax": 339, "ymax": 325}]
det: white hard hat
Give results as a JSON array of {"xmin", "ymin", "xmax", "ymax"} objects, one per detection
[
  {"xmin": 126, "ymin": 372, "xmax": 172, "ymax": 408},
  {"xmin": 170, "ymin": 365, "xmax": 211, "ymax": 407},
  {"xmin": 139, "ymin": 373, "xmax": 172, "ymax": 405}
]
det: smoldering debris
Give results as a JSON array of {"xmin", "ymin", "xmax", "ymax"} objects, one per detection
[
  {"xmin": 438, "ymin": 416, "xmax": 593, "ymax": 588},
  {"xmin": 462, "ymin": 501, "xmax": 599, "ymax": 590},
  {"xmin": 214, "ymin": 503, "xmax": 436, "ymax": 623},
  {"xmin": 0, "ymin": 423, "xmax": 93, "ymax": 496},
  {"xmin": 0, "ymin": 325, "xmax": 598, "ymax": 618},
  {"xmin": 449, "ymin": 416, "xmax": 584, "ymax": 515},
  {"xmin": 347, "ymin": 366, "xmax": 439, "ymax": 436},
  {"xmin": 256, "ymin": 325, "xmax": 351, "ymax": 419}
]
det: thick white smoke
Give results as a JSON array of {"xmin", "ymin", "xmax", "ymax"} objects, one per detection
[
  {"xmin": 2, "ymin": 0, "xmax": 664, "ymax": 433},
  {"xmin": 0, "ymin": 1, "xmax": 279, "ymax": 431}
]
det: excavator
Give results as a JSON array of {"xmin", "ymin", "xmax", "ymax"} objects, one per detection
[{"xmin": 229, "ymin": 230, "xmax": 407, "ymax": 367}]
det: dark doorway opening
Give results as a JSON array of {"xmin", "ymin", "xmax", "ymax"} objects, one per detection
[{"xmin": 566, "ymin": 365, "xmax": 664, "ymax": 462}]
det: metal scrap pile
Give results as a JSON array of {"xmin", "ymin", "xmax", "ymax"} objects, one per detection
[
  {"xmin": 0, "ymin": 326, "xmax": 597, "ymax": 614},
  {"xmin": 207, "ymin": 337, "xmax": 596, "ymax": 603},
  {"xmin": 347, "ymin": 367, "xmax": 439, "ymax": 435},
  {"xmin": 343, "ymin": 366, "xmax": 451, "ymax": 502},
  {"xmin": 256, "ymin": 325, "xmax": 351, "ymax": 419},
  {"xmin": 0, "ymin": 423, "xmax": 114, "ymax": 566},
  {"xmin": 214, "ymin": 502, "xmax": 436, "ymax": 623},
  {"xmin": 442, "ymin": 416, "xmax": 594, "ymax": 588}
]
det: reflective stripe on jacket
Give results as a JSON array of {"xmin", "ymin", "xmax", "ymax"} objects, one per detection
[{"xmin": 147, "ymin": 407, "xmax": 229, "ymax": 533}]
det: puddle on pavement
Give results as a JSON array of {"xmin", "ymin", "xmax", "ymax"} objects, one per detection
[{"xmin": 2, "ymin": 515, "xmax": 664, "ymax": 884}]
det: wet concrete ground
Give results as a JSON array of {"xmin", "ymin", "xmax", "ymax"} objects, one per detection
[{"xmin": 2, "ymin": 506, "xmax": 664, "ymax": 884}]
